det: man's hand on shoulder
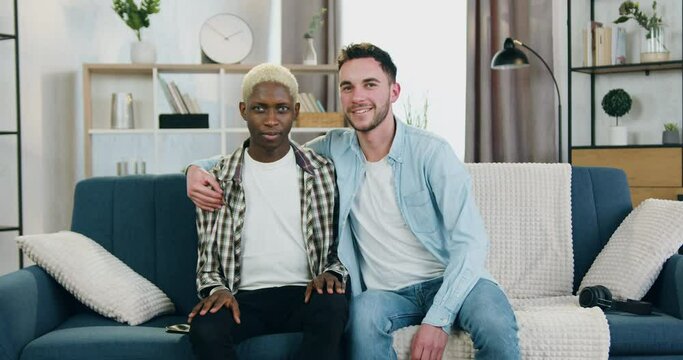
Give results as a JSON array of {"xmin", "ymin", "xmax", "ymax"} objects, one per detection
[
  {"xmin": 304, "ymin": 271, "xmax": 345, "ymax": 303},
  {"xmin": 187, "ymin": 288, "xmax": 240, "ymax": 324},
  {"xmin": 410, "ymin": 324, "xmax": 448, "ymax": 360},
  {"xmin": 186, "ymin": 165, "xmax": 223, "ymax": 211}
]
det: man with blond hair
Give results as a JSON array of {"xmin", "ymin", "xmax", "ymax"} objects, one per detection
[{"xmin": 187, "ymin": 63, "xmax": 348, "ymax": 360}]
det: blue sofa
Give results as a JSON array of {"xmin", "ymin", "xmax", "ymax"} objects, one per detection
[{"xmin": 1, "ymin": 167, "xmax": 682, "ymax": 360}]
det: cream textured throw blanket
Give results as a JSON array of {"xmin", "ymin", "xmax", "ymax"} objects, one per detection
[{"xmin": 392, "ymin": 164, "xmax": 610, "ymax": 359}]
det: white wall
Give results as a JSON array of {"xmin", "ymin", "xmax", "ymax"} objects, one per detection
[
  {"xmin": 0, "ymin": 0, "xmax": 468, "ymax": 275},
  {"xmin": 339, "ymin": 1, "xmax": 468, "ymax": 157}
]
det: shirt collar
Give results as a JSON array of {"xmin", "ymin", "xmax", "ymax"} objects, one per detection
[
  {"xmin": 348, "ymin": 116, "xmax": 406, "ymax": 164},
  {"xmin": 233, "ymin": 139, "xmax": 315, "ymax": 183}
]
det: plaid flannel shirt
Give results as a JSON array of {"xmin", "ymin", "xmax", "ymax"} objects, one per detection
[{"xmin": 195, "ymin": 140, "xmax": 347, "ymax": 298}]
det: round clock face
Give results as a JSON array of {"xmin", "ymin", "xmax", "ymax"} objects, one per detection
[{"xmin": 200, "ymin": 13, "xmax": 254, "ymax": 64}]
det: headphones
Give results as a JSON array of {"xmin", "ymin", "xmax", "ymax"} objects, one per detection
[{"xmin": 579, "ymin": 285, "xmax": 652, "ymax": 315}]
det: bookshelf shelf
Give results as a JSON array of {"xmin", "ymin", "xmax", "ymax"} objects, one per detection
[
  {"xmin": 571, "ymin": 60, "xmax": 683, "ymax": 75},
  {"xmin": 89, "ymin": 129, "xmax": 156, "ymax": 135},
  {"xmin": 83, "ymin": 63, "xmax": 344, "ymax": 177}
]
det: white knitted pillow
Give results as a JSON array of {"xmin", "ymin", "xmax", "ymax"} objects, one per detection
[
  {"xmin": 16, "ymin": 231, "xmax": 175, "ymax": 325},
  {"xmin": 580, "ymin": 199, "xmax": 683, "ymax": 300}
]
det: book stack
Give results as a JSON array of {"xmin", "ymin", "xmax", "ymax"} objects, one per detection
[
  {"xmin": 297, "ymin": 92, "xmax": 325, "ymax": 112},
  {"xmin": 159, "ymin": 77, "xmax": 202, "ymax": 114},
  {"xmin": 583, "ymin": 22, "xmax": 627, "ymax": 66},
  {"xmin": 158, "ymin": 77, "xmax": 208, "ymax": 129}
]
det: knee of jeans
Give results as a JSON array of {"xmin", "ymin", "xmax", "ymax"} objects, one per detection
[
  {"xmin": 468, "ymin": 310, "xmax": 519, "ymax": 343},
  {"xmin": 349, "ymin": 292, "xmax": 392, "ymax": 334}
]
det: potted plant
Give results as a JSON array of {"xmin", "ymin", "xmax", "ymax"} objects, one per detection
[
  {"xmin": 601, "ymin": 88, "xmax": 632, "ymax": 145},
  {"xmin": 113, "ymin": 0, "xmax": 161, "ymax": 64},
  {"xmin": 663, "ymin": 122, "xmax": 681, "ymax": 144},
  {"xmin": 614, "ymin": 1, "xmax": 669, "ymax": 62},
  {"xmin": 403, "ymin": 96, "xmax": 429, "ymax": 130},
  {"xmin": 302, "ymin": 8, "xmax": 327, "ymax": 65}
]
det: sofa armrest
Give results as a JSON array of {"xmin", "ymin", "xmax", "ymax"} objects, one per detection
[
  {"xmin": 0, "ymin": 266, "xmax": 73, "ymax": 360},
  {"xmin": 648, "ymin": 254, "xmax": 683, "ymax": 319}
]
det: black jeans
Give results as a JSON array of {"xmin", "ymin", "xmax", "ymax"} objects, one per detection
[{"xmin": 189, "ymin": 285, "xmax": 348, "ymax": 360}]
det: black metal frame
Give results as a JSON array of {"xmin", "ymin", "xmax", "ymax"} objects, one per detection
[
  {"xmin": 566, "ymin": 0, "xmax": 683, "ymax": 162},
  {"xmin": 0, "ymin": 0, "xmax": 24, "ymax": 268}
]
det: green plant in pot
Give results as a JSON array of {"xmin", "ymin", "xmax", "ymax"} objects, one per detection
[
  {"xmin": 302, "ymin": 7, "xmax": 327, "ymax": 65},
  {"xmin": 602, "ymin": 88, "xmax": 632, "ymax": 145},
  {"xmin": 663, "ymin": 122, "xmax": 681, "ymax": 144},
  {"xmin": 113, "ymin": 0, "xmax": 161, "ymax": 63},
  {"xmin": 614, "ymin": 1, "xmax": 669, "ymax": 62}
]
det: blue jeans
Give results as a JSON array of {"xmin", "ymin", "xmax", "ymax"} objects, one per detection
[{"xmin": 348, "ymin": 278, "xmax": 520, "ymax": 360}]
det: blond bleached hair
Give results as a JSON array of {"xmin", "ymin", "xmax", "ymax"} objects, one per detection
[{"xmin": 241, "ymin": 63, "xmax": 299, "ymax": 102}]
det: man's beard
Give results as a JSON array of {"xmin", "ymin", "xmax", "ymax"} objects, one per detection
[{"xmin": 345, "ymin": 98, "xmax": 391, "ymax": 133}]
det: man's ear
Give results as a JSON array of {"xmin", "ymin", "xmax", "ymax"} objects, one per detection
[
  {"xmin": 390, "ymin": 82, "xmax": 401, "ymax": 103},
  {"xmin": 294, "ymin": 102, "xmax": 300, "ymax": 118},
  {"xmin": 239, "ymin": 102, "xmax": 247, "ymax": 120}
]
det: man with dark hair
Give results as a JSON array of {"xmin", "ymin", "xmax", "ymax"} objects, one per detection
[
  {"xmin": 187, "ymin": 44, "xmax": 520, "ymax": 360},
  {"xmin": 187, "ymin": 63, "xmax": 348, "ymax": 360}
]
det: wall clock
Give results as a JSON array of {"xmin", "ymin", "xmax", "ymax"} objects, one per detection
[{"xmin": 199, "ymin": 13, "xmax": 253, "ymax": 64}]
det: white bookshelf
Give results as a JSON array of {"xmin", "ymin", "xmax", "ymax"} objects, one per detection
[{"xmin": 83, "ymin": 63, "xmax": 342, "ymax": 177}]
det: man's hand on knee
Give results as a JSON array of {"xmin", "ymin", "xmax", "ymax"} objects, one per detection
[
  {"xmin": 410, "ymin": 324, "xmax": 448, "ymax": 360},
  {"xmin": 188, "ymin": 289, "xmax": 241, "ymax": 324},
  {"xmin": 304, "ymin": 271, "xmax": 345, "ymax": 303},
  {"xmin": 186, "ymin": 165, "xmax": 223, "ymax": 211}
]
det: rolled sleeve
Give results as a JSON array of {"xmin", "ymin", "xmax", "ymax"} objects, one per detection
[{"xmin": 186, "ymin": 155, "xmax": 221, "ymax": 174}]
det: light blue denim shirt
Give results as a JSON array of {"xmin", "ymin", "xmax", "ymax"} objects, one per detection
[{"xmin": 191, "ymin": 120, "xmax": 493, "ymax": 332}]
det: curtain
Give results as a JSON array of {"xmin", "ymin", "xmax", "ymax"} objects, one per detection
[{"xmin": 466, "ymin": 0, "xmax": 557, "ymax": 163}]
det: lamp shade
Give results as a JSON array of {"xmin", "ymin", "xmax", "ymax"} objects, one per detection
[{"xmin": 491, "ymin": 38, "xmax": 530, "ymax": 69}]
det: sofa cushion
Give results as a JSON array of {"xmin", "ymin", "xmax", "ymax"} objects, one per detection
[
  {"xmin": 16, "ymin": 231, "xmax": 175, "ymax": 326},
  {"xmin": 580, "ymin": 199, "xmax": 683, "ymax": 301},
  {"xmin": 20, "ymin": 314, "xmax": 193, "ymax": 360},
  {"xmin": 607, "ymin": 311, "xmax": 683, "ymax": 356},
  {"xmin": 21, "ymin": 313, "xmax": 302, "ymax": 360},
  {"xmin": 570, "ymin": 167, "xmax": 632, "ymax": 293}
]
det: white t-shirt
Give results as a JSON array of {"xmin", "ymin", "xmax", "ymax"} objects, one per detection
[
  {"xmin": 238, "ymin": 148, "xmax": 311, "ymax": 290},
  {"xmin": 350, "ymin": 158, "xmax": 445, "ymax": 291}
]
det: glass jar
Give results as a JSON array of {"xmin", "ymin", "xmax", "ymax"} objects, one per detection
[{"xmin": 640, "ymin": 26, "xmax": 670, "ymax": 63}]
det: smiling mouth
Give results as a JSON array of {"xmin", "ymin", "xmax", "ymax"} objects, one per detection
[{"xmin": 350, "ymin": 106, "xmax": 372, "ymax": 115}]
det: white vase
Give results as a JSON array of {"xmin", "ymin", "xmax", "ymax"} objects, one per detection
[
  {"xmin": 130, "ymin": 41, "xmax": 157, "ymax": 64},
  {"xmin": 303, "ymin": 37, "xmax": 317, "ymax": 65},
  {"xmin": 609, "ymin": 126, "xmax": 628, "ymax": 146}
]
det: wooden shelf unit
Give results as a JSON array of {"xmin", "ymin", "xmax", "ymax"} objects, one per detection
[{"xmin": 83, "ymin": 63, "xmax": 343, "ymax": 178}]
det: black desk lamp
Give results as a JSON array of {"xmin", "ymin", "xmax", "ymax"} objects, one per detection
[{"xmin": 491, "ymin": 38, "xmax": 562, "ymax": 162}]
